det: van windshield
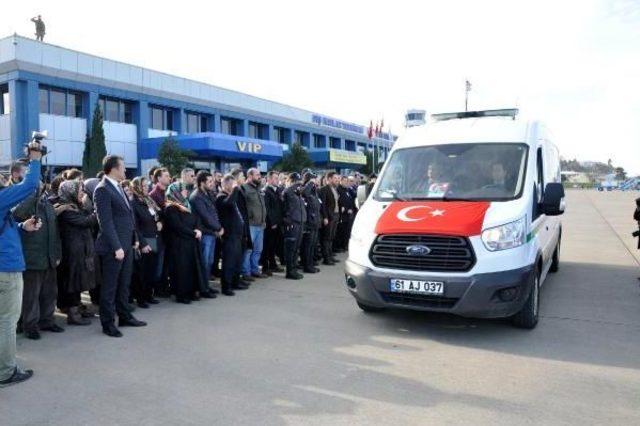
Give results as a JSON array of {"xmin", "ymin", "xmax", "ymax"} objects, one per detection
[{"xmin": 374, "ymin": 143, "xmax": 528, "ymax": 201}]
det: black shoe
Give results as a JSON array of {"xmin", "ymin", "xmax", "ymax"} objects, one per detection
[
  {"xmin": 137, "ymin": 301, "xmax": 150, "ymax": 309},
  {"xmin": 41, "ymin": 324, "xmax": 64, "ymax": 333},
  {"xmin": 263, "ymin": 270, "xmax": 273, "ymax": 277},
  {"xmin": 303, "ymin": 268, "xmax": 318, "ymax": 274},
  {"xmin": 237, "ymin": 280, "xmax": 251, "ymax": 287},
  {"xmin": 323, "ymin": 260, "xmax": 335, "ymax": 266},
  {"xmin": 222, "ymin": 289, "xmax": 235, "ymax": 296},
  {"xmin": 286, "ymin": 272, "xmax": 304, "ymax": 280},
  {"xmin": 201, "ymin": 291, "xmax": 217, "ymax": 299},
  {"xmin": 243, "ymin": 275, "xmax": 256, "ymax": 282},
  {"xmin": 191, "ymin": 294, "xmax": 201, "ymax": 301},
  {"xmin": 0, "ymin": 367, "xmax": 34, "ymax": 388},
  {"xmin": 273, "ymin": 266, "xmax": 285, "ymax": 273},
  {"xmin": 232, "ymin": 283, "xmax": 249, "ymax": 290},
  {"xmin": 118, "ymin": 317, "xmax": 147, "ymax": 327},
  {"xmin": 156, "ymin": 289, "xmax": 171, "ymax": 298},
  {"xmin": 210, "ymin": 288, "xmax": 220, "ymax": 295},
  {"xmin": 25, "ymin": 330, "xmax": 41, "ymax": 340},
  {"xmin": 176, "ymin": 297, "xmax": 192, "ymax": 304},
  {"xmin": 102, "ymin": 324, "xmax": 123, "ymax": 338},
  {"xmin": 147, "ymin": 298, "xmax": 160, "ymax": 305}
]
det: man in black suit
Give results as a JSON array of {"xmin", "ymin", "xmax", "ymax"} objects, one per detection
[
  {"xmin": 215, "ymin": 174, "xmax": 250, "ymax": 296},
  {"xmin": 319, "ymin": 172, "xmax": 340, "ymax": 265},
  {"xmin": 282, "ymin": 173, "xmax": 307, "ymax": 280},
  {"xmin": 94, "ymin": 155, "xmax": 146, "ymax": 337},
  {"xmin": 263, "ymin": 171, "xmax": 284, "ymax": 274}
]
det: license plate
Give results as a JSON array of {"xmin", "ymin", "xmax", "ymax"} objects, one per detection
[{"xmin": 389, "ymin": 279, "xmax": 444, "ymax": 295}]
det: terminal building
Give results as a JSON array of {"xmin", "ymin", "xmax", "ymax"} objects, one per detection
[{"xmin": 0, "ymin": 34, "xmax": 394, "ymax": 176}]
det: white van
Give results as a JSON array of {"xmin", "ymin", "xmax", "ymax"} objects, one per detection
[{"xmin": 346, "ymin": 109, "xmax": 564, "ymax": 328}]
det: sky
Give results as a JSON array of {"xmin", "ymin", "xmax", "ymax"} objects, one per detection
[{"xmin": 2, "ymin": 0, "xmax": 639, "ymax": 174}]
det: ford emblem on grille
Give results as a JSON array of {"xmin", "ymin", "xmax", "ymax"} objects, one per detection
[{"xmin": 406, "ymin": 245, "xmax": 432, "ymax": 256}]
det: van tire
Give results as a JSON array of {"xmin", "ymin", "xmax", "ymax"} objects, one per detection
[
  {"xmin": 549, "ymin": 238, "xmax": 560, "ymax": 273},
  {"xmin": 357, "ymin": 302, "xmax": 385, "ymax": 313},
  {"xmin": 511, "ymin": 267, "xmax": 540, "ymax": 329}
]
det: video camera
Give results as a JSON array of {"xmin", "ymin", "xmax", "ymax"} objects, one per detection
[{"xmin": 24, "ymin": 130, "xmax": 48, "ymax": 156}]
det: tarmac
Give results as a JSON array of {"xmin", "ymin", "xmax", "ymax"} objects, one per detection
[{"xmin": 1, "ymin": 189, "xmax": 639, "ymax": 425}]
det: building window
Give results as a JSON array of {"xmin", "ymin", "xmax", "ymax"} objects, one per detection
[
  {"xmin": 187, "ymin": 113, "xmax": 200, "ymax": 133},
  {"xmin": 150, "ymin": 105, "xmax": 175, "ymax": 130},
  {"xmin": 39, "ymin": 88, "xmax": 49, "ymax": 113},
  {"xmin": 330, "ymin": 137, "xmax": 341, "ymax": 149},
  {"xmin": 273, "ymin": 127, "xmax": 287, "ymax": 143},
  {"xmin": 313, "ymin": 134, "xmax": 326, "ymax": 149},
  {"xmin": 66, "ymin": 92, "xmax": 83, "ymax": 117},
  {"xmin": 39, "ymin": 85, "xmax": 84, "ymax": 117},
  {"xmin": 0, "ymin": 86, "xmax": 9, "ymax": 115},
  {"xmin": 200, "ymin": 115, "xmax": 208, "ymax": 132},
  {"xmin": 295, "ymin": 130, "xmax": 309, "ymax": 147},
  {"xmin": 221, "ymin": 117, "xmax": 240, "ymax": 136},
  {"xmin": 50, "ymin": 89, "xmax": 66, "ymax": 116},
  {"xmin": 345, "ymin": 140, "xmax": 356, "ymax": 151},
  {"xmin": 248, "ymin": 121, "xmax": 267, "ymax": 139},
  {"xmin": 105, "ymin": 99, "xmax": 119, "ymax": 122},
  {"xmin": 99, "ymin": 96, "xmax": 133, "ymax": 124}
]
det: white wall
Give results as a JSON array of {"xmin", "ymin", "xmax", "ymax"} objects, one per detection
[
  {"xmin": 147, "ymin": 129, "xmax": 177, "ymax": 139},
  {"xmin": 103, "ymin": 121, "xmax": 137, "ymax": 168},
  {"xmin": 39, "ymin": 114, "xmax": 87, "ymax": 166},
  {"xmin": 0, "ymin": 114, "xmax": 11, "ymax": 166}
]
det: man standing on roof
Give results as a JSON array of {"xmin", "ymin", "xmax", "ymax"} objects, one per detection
[{"xmin": 31, "ymin": 15, "xmax": 46, "ymax": 41}]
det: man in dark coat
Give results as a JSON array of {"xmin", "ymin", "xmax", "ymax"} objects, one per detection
[
  {"xmin": 282, "ymin": 173, "xmax": 307, "ymax": 280},
  {"xmin": 263, "ymin": 171, "xmax": 284, "ymax": 274},
  {"xmin": 190, "ymin": 171, "xmax": 223, "ymax": 293},
  {"xmin": 12, "ymin": 184, "xmax": 63, "ymax": 340},
  {"xmin": 319, "ymin": 172, "xmax": 340, "ymax": 265},
  {"xmin": 301, "ymin": 172, "xmax": 321, "ymax": 274},
  {"xmin": 94, "ymin": 155, "xmax": 146, "ymax": 338},
  {"xmin": 335, "ymin": 176, "xmax": 357, "ymax": 252},
  {"xmin": 216, "ymin": 174, "xmax": 250, "ymax": 296},
  {"xmin": 230, "ymin": 168, "xmax": 253, "ymax": 281}
]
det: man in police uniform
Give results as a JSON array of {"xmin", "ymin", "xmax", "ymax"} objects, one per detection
[
  {"xmin": 282, "ymin": 173, "xmax": 306, "ymax": 280},
  {"xmin": 31, "ymin": 15, "xmax": 45, "ymax": 41}
]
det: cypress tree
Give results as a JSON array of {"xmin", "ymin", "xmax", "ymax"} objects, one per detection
[{"xmin": 82, "ymin": 101, "xmax": 107, "ymax": 178}]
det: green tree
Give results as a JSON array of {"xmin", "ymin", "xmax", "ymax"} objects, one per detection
[
  {"xmin": 82, "ymin": 102, "xmax": 107, "ymax": 178},
  {"xmin": 157, "ymin": 136, "xmax": 193, "ymax": 176},
  {"xmin": 273, "ymin": 142, "xmax": 314, "ymax": 172},
  {"xmin": 360, "ymin": 148, "xmax": 381, "ymax": 175},
  {"xmin": 614, "ymin": 167, "xmax": 627, "ymax": 181}
]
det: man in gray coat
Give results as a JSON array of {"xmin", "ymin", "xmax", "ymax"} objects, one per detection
[{"xmin": 241, "ymin": 168, "xmax": 268, "ymax": 279}]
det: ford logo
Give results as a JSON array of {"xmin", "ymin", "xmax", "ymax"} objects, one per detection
[{"xmin": 406, "ymin": 245, "xmax": 432, "ymax": 256}]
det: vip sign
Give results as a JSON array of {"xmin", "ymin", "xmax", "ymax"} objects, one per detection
[{"xmin": 236, "ymin": 141, "xmax": 263, "ymax": 154}]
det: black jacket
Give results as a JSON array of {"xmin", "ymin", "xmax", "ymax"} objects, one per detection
[
  {"xmin": 216, "ymin": 188, "xmax": 252, "ymax": 249},
  {"xmin": 264, "ymin": 185, "xmax": 283, "ymax": 227},
  {"xmin": 319, "ymin": 184, "xmax": 338, "ymax": 221},
  {"xmin": 283, "ymin": 183, "xmax": 307, "ymax": 226},
  {"xmin": 190, "ymin": 189, "xmax": 222, "ymax": 235},
  {"xmin": 302, "ymin": 182, "xmax": 322, "ymax": 230},
  {"xmin": 338, "ymin": 186, "xmax": 357, "ymax": 221},
  {"xmin": 94, "ymin": 178, "xmax": 136, "ymax": 254},
  {"xmin": 131, "ymin": 197, "xmax": 159, "ymax": 248}
]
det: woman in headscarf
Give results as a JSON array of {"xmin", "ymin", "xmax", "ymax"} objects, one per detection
[
  {"xmin": 54, "ymin": 179, "xmax": 98, "ymax": 325},
  {"xmin": 163, "ymin": 182, "xmax": 208, "ymax": 303},
  {"xmin": 130, "ymin": 176, "xmax": 163, "ymax": 308}
]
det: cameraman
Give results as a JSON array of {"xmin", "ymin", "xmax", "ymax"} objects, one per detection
[{"xmin": 0, "ymin": 140, "xmax": 43, "ymax": 388}]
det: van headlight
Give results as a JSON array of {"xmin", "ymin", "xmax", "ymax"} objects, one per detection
[{"xmin": 481, "ymin": 217, "xmax": 526, "ymax": 251}]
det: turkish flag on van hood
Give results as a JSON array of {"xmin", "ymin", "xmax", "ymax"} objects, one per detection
[{"xmin": 374, "ymin": 201, "xmax": 490, "ymax": 237}]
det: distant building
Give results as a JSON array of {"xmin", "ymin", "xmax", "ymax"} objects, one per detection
[{"xmin": 0, "ymin": 34, "xmax": 394, "ymax": 175}]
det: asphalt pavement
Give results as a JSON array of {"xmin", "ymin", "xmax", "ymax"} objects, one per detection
[{"xmin": 1, "ymin": 189, "xmax": 639, "ymax": 425}]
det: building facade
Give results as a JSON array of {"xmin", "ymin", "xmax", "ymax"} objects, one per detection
[{"xmin": 0, "ymin": 35, "xmax": 393, "ymax": 176}]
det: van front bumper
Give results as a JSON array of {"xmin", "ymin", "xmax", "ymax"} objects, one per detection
[{"xmin": 344, "ymin": 260, "xmax": 535, "ymax": 319}]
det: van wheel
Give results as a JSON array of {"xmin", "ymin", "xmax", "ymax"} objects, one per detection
[
  {"xmin": 549, "ymin": 239, "xmax": 560, "ymax": 273},
  {"xmin": 511, "ymin": 267, "xmax": 540, "ymax": 329},
  {"xmin": 357, "ymin": 302, "xmax": 385, "ymax": 313}
]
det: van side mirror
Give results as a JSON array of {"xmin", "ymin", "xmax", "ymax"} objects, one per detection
[
  {"xmin": 356, "ymin": 184, "xmax": 368, "ymax": 208},
  {"xmin": 543, "ymin": 183, "xmax": 565, "ymax": 216}
]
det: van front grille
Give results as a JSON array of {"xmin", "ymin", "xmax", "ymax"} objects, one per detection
[{"xmin": 370, "ymin": 234, "xmax": 475, "ymax": 272}]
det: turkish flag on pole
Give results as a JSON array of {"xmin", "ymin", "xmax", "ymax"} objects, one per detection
[{"xmin": 374, "ymin": 201, "xmax": 491, "ymax": 236}]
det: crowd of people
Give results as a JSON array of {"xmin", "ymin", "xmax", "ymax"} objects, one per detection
[{"xmin": 0, "ymin": 147, "xmax": 370, "ymax": 387}]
